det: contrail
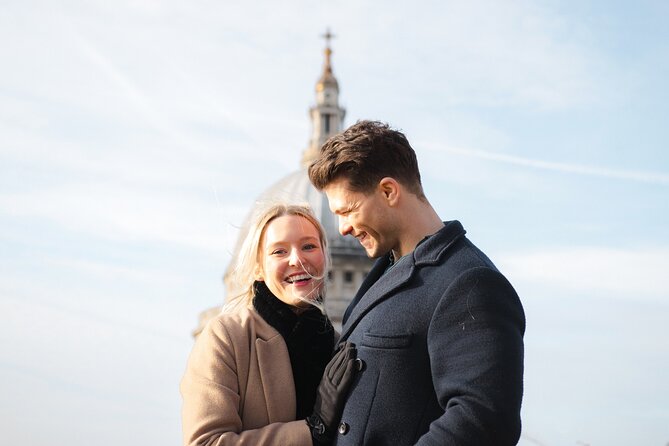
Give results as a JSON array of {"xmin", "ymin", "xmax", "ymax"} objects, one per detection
[
  {"xmin": 61, "ymin": 17, "xmax": 200, "ymax": 150},
  {"xmin": 425, "ymin": 144, "xmax": 669, "ymax": 186}
]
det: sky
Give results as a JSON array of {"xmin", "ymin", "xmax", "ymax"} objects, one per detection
[{"xmin": 1, "ymin": 0, "xmax": 668, "ymax": 445}]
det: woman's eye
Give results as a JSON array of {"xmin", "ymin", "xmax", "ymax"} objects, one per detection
[
  {"xmin": 303, "ymin": 244, "xmax": 318, "ymax": 250},
  {"xmin": 271, "ymin": 249, "xmax": 286, "ymax": 255}
]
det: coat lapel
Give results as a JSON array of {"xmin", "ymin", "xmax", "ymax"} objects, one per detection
[
  {"xmin": 341, "ymin": 256, "xmax": 388, "ymax": 325},
  {"xmin": 340, "ymin": 255, "xmax": 416, "ymax": 340},
  {"xmin": 255, "ymin": 335, "xmax": 296, "ymax": 422},
  {"xmin": 340, "ymin": 221, "xmax": 467, "ymax": 341}
]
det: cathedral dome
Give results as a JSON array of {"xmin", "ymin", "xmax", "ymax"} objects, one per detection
[
  {"xmin": 192, "ymin": 30, "xmax": 372, "ymax": 338},
  {"xmin": 249, "ymin": 168, "xmax": 363, "ymax": 254},
  {"xmin": 222, "ymin": 28, "xmax": 363, "ymax": 295}
]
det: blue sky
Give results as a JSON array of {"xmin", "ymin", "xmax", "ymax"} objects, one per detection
[{"xmin": 1, "ymin": 1, "xmax": 668, "ymax": 445}]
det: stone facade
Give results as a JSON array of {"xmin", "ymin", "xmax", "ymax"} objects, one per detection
[{"xmin": 193, "ymin": 32, "xmax": 373, "ymax": 336}]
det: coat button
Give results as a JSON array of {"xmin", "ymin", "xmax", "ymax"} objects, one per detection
[
  {"xmin": 354, "ymin": 358, "xmax": 365, "ymax": 371},
  {"xmin": 338, "ymin": 422, "xmax": 350, "ymax": 435}
]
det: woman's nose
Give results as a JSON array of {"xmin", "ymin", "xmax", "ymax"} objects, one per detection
[{"xmin": 288, "ymin": 248, "xmax": 302, "ymax": 266}]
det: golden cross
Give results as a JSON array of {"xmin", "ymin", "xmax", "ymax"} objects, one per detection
[{"xmin": 321, "ymin": 28, "xmax": 335, "ymax": 48}]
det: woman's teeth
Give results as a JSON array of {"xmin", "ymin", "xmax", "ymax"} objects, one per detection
[{"xmin": 286, "ymin": 273, "xmax": 310, "ymax": 283}]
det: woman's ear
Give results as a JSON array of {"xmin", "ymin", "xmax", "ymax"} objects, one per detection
[{"xmin": 254, "ymin": 266, "xmax": 264, "ymax": 281}]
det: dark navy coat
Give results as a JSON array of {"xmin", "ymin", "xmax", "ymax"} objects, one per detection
[{"xmin": 335, "ymin": 221, "xmax": 525, "ymax": 445}]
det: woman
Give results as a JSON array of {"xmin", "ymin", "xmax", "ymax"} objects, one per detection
[{"xmin": 181, "ymin": 203, "xmax": 357, "ymax": 446}]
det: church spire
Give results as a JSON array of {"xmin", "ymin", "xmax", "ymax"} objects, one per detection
[
  {"xmin": 317, "ymin": 29, "xmax": 336, "ymax": 89},
  {"xmin": 315, "ymin": 28, "xmax": 339, "ymax": 99},
  {"xmin": 301, "ymin": 28, "xmax": 346, "ymax": 168}
]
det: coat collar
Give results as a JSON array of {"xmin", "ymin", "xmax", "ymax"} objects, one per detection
[
  {"xmin": 255, "ymin": 333, "xmax": 297, "ymax": 422},
  {"xmin": 242, "ymin": 309, "xmax": 299, "ymax": 423},
  {"xmin": 340, "ymin": 220, "xmax": 466, "ymax": 340}
]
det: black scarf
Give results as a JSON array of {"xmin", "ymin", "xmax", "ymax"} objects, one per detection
[{"xmin": 252, "ymin": 281, "xmax": 335, "ymax": 419}]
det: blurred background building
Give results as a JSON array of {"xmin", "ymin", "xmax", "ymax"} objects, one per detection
[{"xmin": 193, "ymin": 31, "xmax": 374, "ymax": 336}]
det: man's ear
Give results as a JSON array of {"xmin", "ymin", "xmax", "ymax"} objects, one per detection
[{"xmin": 378, "ymin": 177, "xmax": 400, "ymax": 206}]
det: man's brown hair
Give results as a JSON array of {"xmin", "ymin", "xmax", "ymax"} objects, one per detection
[{"xmin": 308, "ymin": 120, "xmax": 424, "ymax": 197}]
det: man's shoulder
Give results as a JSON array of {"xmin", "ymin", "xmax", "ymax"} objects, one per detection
[
  {"xmin": 420, "ymin": 234, "xmax": 497, "ymax": 273},
  {"xmin": 413, "ymin": 225, "xmax": 511, "ymax": 296}
]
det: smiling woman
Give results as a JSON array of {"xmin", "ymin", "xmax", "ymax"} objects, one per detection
[
  {"xmin": 259, "ymin": 213, "xmax": 327, "ymax": 310},
  {"xmin": 180, "ymin": 203, "xmax": 359, "ymax": 446}
]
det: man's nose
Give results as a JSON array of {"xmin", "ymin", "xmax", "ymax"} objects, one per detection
[{"xmin": 338, "ymin": 215, "xmax": 353, "ymax": 236}]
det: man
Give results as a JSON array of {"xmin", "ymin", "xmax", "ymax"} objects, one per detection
[{"xmin": 308, "ymin": 120, "xmax": 525, "ymax": 445}]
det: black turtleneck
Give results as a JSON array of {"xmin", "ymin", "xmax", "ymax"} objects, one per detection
[{"xmin": 252, "ymin": 281, "xmax": 335, "ymax": 419}]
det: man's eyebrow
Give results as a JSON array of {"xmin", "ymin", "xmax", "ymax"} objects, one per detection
[
  {"xmin": 330, "ymin": 203, "xmax": 345, "ymax": 214},
  {"xmin": 343, "ymin": 202, "xmax": 358, "ymax": 213},
  {"xmin": 332, "ymin": 206, "xmax": 350, "ymax": 215}
]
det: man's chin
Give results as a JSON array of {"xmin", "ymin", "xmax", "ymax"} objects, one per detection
[
  {"xmin": 358, "ymin": 238, "xmax": 383, "ymax": 258},
  {"xmin": 363, "ymin": 246, "xmax": 383, "ymax": 259}
]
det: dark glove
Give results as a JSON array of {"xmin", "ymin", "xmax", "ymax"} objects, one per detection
[{"xmin": 306, "ymin": 342, "xmax": 358, "ymax": 445}]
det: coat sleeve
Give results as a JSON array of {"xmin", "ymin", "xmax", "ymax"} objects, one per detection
[
  {"xmin": 417, "ymin": 267, "xmax": 525, "ymax": 446},
  {"xmin": 180, "ymin": 317, "xmax": 312, "ymax": 446}
]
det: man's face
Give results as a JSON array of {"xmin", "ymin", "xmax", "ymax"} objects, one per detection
[{"xmin": 323, "ymin": 178, "xmax": 397, "ymax": 258}]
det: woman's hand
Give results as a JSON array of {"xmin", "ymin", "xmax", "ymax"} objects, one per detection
[{"xmin": 307, "ymin": 342, "xmax": 359, "ymax": 444}]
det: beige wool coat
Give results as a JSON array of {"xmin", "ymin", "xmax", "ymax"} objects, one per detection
[{"xmin": 180, "ymin": 307, "xmax": 312, "ymax": 446}]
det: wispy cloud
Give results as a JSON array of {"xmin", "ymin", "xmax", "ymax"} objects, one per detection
[
  {"xmin": 343, "ymin": 0, "xmax": 603, "ymax": 111},
  {"xmin": 64, "ymin": 22, "xmax": 199, "ymax": 149},
  {"xmin": 0, "ymin": 182, "xmax": 245, "ymax": 254},
  {"xmin": 498, "ymin": 246, "xmax": 669, "ymax": 301},
  {"xmin": 425, "ymin": 144, "xmax": 669, "ymax": 185}
]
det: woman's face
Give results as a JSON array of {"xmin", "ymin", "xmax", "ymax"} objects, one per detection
[{"xmin": 259, "ymin": 214, "xmax": 326, "ymax": 309}]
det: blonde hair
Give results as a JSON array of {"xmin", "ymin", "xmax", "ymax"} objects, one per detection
[{"xmin": 222, "ymin": 202, "xmax": 330, "ymax": 314}]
